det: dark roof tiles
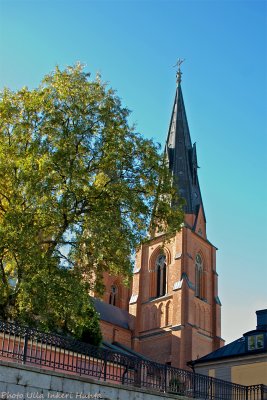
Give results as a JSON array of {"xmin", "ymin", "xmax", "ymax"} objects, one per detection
[
  {"xmin": 92, "ymin": 297, "xmax": 134, "ymax": 330},
  {"xmin": 191, "ymin": 333, "xmax": 267, "ymax": 365}
]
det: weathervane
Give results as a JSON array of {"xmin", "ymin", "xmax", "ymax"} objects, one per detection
[{"xmin": 173, "ymin": 58, "xmax": 185, "ymax": 85}]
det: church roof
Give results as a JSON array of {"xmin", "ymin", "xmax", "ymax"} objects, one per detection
[
  {"xmin": 165, "ymin": 74, "xmax": 205, "ymax": 220},
  {"xmin": 92, "ymin": 297, "xmax": 134, "ymax": 330}
]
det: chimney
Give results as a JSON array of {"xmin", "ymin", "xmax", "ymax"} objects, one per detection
[{"xmin": 256, "ymin": 309, "xmax": 267, "ymax": 330}]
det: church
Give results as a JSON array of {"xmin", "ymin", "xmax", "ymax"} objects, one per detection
[{"xmin": 92, "ymin": 66, "xmax": 224, "ymax": 370}]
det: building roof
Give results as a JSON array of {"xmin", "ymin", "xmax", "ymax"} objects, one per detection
[
  {"xmin": 191, "ymin": 337, "xmax": 247, "ymax": 364},
  {"xmin": 189, "ymin": 309, "xmax": 267, "ymax": 366},
  {"xmin": 164, "ymin": 79, "xmax": 205, "ymax": 220},
  {"xmin": 190, "ymin": 335, "xmax": 267, "ymax": 366},
  {"xmin": 92, "ymin": 297, "xmax": 134, "ymax": 330}
]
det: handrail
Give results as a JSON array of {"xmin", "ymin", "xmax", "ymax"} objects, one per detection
[{"xmin": 0, "ymin": 320, "xmax": 266, "ymax": 399}]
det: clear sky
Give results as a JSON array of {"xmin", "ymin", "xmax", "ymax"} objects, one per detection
[{"xmin": 1, "ymin": 0, "xmax": 266, "ymax": 345}]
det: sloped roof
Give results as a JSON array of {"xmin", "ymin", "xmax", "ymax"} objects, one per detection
[
  {"xmin": 190, "ymin": 310, "xmax": 267, "ymax": 366},
  {"xmin": 194, "ymin": 337, "xmax": 246, "ymax": 363},
  {"xmin": 92, "ymin": 297, "xmax": 134, "ymax": 330},
  {"xmin": 190, "ymin": 334, "xmax": 267, "ymax": 366}
]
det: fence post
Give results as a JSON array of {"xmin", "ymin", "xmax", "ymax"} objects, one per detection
[
  {"xmin": 192, "ymin": 371, "xmax": 196, "ymax": 398},
  {"xmin": 245, "ymin": 386, "xmax": 249, "ymax": 400},
  {"xmin": 134, "ymin": 360, "xmax": 142, "ymax": 388},
  {"xmin": 210, "ymin": 376, "xmax": 212, "ymax": 400},
  {"xmin": 103, "ymin": 351, "xmax": 107, "ymax": 381},
  {"xmin": 164, "ymin": 364, "xmax": 167, "ymax": 393},
  {"xmin": 260, "ymin": 385, "xmax": 264, "ymax": 400},
  {"xmin": 22, "ymin": 330, "xmax": 28, "ymax": 364}
]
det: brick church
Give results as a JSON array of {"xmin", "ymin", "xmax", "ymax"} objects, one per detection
[{"xmin": 92, "ymin": 66, "xmax": 224, "ymax": 370}]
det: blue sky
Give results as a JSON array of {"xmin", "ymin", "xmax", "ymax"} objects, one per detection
[{"xmin": 1, "ymin": 0, "xmax": 266, "ymax": 344}]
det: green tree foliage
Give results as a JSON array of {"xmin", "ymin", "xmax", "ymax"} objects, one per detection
[{"xmin": 0, "ymin": 64, "xmax": 184, "ymax": 342}]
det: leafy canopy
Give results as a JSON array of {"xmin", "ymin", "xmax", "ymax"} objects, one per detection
[{"xmin": 0, "ymin": 64, "xmax": 184, "ymax": 341}]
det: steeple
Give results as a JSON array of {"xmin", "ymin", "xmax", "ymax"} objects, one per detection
[{"xmin": 165, "ymin": 64, "xmax": 205, "ymax": 221}]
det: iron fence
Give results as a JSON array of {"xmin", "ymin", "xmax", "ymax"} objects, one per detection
[{"xmin": 0, "ymin": 319, "xmax": 266, "ymax": 399}]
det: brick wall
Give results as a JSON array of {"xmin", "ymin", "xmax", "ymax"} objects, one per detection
[
  {"xmin": 130, "ymin": 224, "xmax": 223, "ymax": 370},
  {"xmin": 99, "ymin": 321, "xmax": 132, "ymax": 348}
]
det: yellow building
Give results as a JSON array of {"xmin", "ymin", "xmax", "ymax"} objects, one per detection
[{"xmin": 188, "ymin": 309, "xmax": 267, "ymax": 386}]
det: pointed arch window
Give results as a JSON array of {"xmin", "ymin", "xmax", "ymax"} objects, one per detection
[
  {"xmin": 195, "ymin": 254, "xmax": 205, "ymax": 299},
  {"xmin": 156, "ymin": 254, "xmax": 167, "ymax": 297},
  {"xmin": 109, "ymin": 284, "xmax": 118, "ymax": 306}
]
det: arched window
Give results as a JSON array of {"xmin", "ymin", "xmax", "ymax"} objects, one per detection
[
  {"xmin": 195, "ymin": 254, "xmax": 204, "ymax": 299},
  {"xmin": 109, "ymin": 284, "xmax": 118, "ymax": 306},
  {"xmin": 156, "ymin": 254, "xmax": 167, "ymax": 297}
]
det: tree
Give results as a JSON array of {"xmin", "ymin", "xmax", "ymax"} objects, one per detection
[{"xmin": 0, "ymin": 64, "xmax": 184, "ymax": 342}]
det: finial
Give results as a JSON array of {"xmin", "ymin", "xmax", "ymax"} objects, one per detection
[{"xmin": 173, "ymin": 58, "xmax": 185, "ymax": 85}]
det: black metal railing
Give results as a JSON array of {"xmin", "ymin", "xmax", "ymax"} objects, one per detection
[{"xmin": 0, "ymin": 319, "xmax": 266, "ymax": 399}]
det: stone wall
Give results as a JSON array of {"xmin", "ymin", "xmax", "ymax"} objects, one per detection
[{"xmin": 0, "ymin": 361, "xmax": 189, "ymax": 400}]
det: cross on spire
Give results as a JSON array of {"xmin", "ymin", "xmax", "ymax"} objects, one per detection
[{"xmin": 173, "ymin": 58, "xmax": 185, "ymax": 85}]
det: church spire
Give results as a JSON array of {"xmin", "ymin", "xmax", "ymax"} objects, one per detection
[{"xmin": 165, "ymin": 64, "xmax": 205, "ymax": 221}]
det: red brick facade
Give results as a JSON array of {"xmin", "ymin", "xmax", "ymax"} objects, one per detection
[
  {"xmin": 100, "ymin": 320, "xmax": 132, "ymax": 348},
  {"xmin": 128, "ymin": 206, "xmax": 224, "ymax": 369},
  {"xmin": 98, "ymin": 207, "xmax": 224, "ymax": 369}
]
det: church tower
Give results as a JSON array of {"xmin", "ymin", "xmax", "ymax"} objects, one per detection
[{"xmin": 129, "ymin": 65, "xmax": 224, "ymax": 369}]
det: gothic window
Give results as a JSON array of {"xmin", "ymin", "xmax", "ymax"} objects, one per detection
[
  {"xmin": 109, "ymin": 284, "xmax": 118, "ymax": 306},
  {"xmin": 156, "ymin": 254, "xmax": 167, "ymax": 298},
  {"xmin": 195, "ymin": 254, "xmax": 205, "ymax": 299}
]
